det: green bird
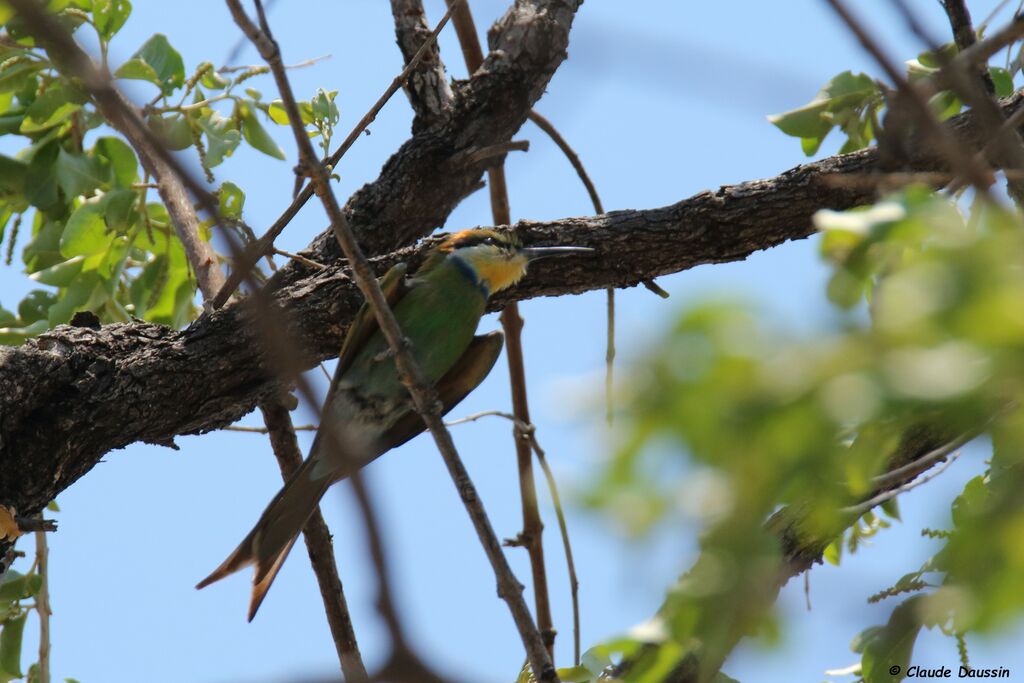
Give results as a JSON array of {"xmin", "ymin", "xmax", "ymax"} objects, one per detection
[{"xmin": 197, "ymin": 228, "xmax": 591, "ymax": 619}]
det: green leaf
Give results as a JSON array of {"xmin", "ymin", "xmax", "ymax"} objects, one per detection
[
  {"xmin": 768, "ymin": 71, "xmax": 879, "ymax": 155},
  {"xmin": 47, "ymin": 272, "xmax": 104, "ymax": 326},
  {"xmin": 0, "ymin": 571, "xmax": 39, "ymax": 601},
  {"xmin": 951, "ymin": 475, "xmax": 987, "ymax": 528},
  {"xmin": 244, "ymin": 87, "xmax": 261, "ymax": 101},
  {"xmin": 557, "ymin": 666, "xmax": 594, "ymax": 683},
  {"xmin": 20, "ymin": 83, "xmax": 84, "ymax": 133},
  {"xmin": 93, "ymin": 136, "xmax": 139, "ymax": 188},
  {"xmin": 0, "ymin": 612, "xmax": 26, "ymax": 680},
  {"xmin": 196, "ymin": 111, "xmax": 240, "ymax": 167},
  {"xmin": 268, "ymin": 99, "xmax": 313, "ymax": 126},
  {"xmin": 823, "ymin": 538, "xmax": 843, "ymax": 565},
  {"xmin": 861, "ymin": 597, "xmax": 923, "ymax": 683},
  {"xmin": 92, "ymin": 0, "xmax": 132, "ymax": 41},
  {"xmin": 918, "ymin": 42, "xmax": 958, "ymax": 69},
  {"xmin": 239, "ymin": 103, "xmax": 285, "ymax": 160},
  {"xmin": 115, "ymin": 34, "xmax": 184, "ymax": 95},
  {"xmin": 928, "ymin": 90, "xmax": 962, "ymax": 121},
  {"xmin": 0, "ymin": 58, "xmax": 42, "ymax": 95},
  {"xmin": 46, "ymin": 500, "xmax": 60, "ymax": 512},
  {"xmin": 29, "ymin": 254, "xmax": 85, "ymax": 286},
  {"xmin": 0, "ymin": 154, "xmax": 27, "ymax": 194},
  {"xmin": 0, "ymin": 320, "xmax": 48, "ymax": 345},
  {"xmin": 989, "ymin": 66, "xmax": 1014, "ymax": 98},
  {"xmin": 17, "ymin": 290, "xmax": 56, "ymax": 325},
  {"xmin": 311, "ymin": 88, "xmax": 339, "ymax": 124},
  {"xmin": 56, "ymin": 148, "xmax": 104, "ymax": 199},
  {"xmin": 199, "ymin": 65, "xmax": 228, "ymax": 91},
  {"xmin": 880, "ymin": 497, "xmax": 901, "ymax": 521},
  {"xmin": 24, "ymin": 141, "xmax": 60, "ymax": 210},
  {"xmin": 61, "ymin": 200, "xmax": 109, "ymax": 257},
  {"xmin": 101, "ymin": 188, "xmax": 137, "ymax": 233},
  {"xmin": 146, "ymin": 114, "xmax": 192, "ymax": 151},
  {"xmin": 218, "ymin": 181, "xmax": 244, "ymax": 219},
  {"xmin": 768, "ymin": 100, "xmax": 831, "ymax": 140}
]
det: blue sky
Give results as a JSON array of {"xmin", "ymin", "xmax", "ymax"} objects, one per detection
[{"xmin": 2, "ymin": 1, "xmax": 1023, "ymax": 682}]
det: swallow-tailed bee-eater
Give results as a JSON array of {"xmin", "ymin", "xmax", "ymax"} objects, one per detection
[{"xmin": 197, "ymin": 228, "xmax": 591, "ymax": 619}]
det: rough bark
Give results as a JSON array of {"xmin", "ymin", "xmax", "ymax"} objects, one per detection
[{"xmin": 0, "ymin": 70, "xmax": 1020, "ymax": 531}]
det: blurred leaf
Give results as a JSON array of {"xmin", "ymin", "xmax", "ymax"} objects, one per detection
[
  {"xmin": 239, "ymin": 103, "xmax": 285, "ymax": 159},
  {"xmin": 24, "ymin": 141, "xmax": 60, "ymax": 210},
  {"xmin": 200, "ymin": 65, "xmax": 228, "ymax": 90},
  {"xmin": 146, "ymin": 114, "xmax": 192, "ymax": 151},
  {"xmin": 218, "ymin": 181, "xmax": 244, "ymax": 220},
  {"xmin": 0, "ymin": 611, "xmax": 26, "ymax": 680},
  {"xmin": 20, "ymin": 83, "xmax": 84, "ymax": 133},
  {"xmin": 861, "ymin": 598, "xmax": 922, "ymax": 683},
  {"xmin": 92, "ymin": 0, "xmax": 132, "ymax": 41},
  {"xmin": 196, "ymin": 110, "xmax": 240, "ymax": 167},
  {"xmin": 29, "ymin": 254, "xmax": 84, "ymax": 286},
  {"xmin": 768, "ymin": 71, "xmax": 879, "ymax": 156},
  {"xmin": 17, "ymin": 290, "xmax": 56, "ymax": 325},
  {"xmin": 268, "ymin": 99, "xmax": 312, "ymax": 126},
  {"xmin": 60, "ymin": 200, "xmax": 109, "ymax": 257},
  {"xmin": 93, "ymin": 136, "xmax": 139, "ymax": 188},
  {"xmin": 116, "ymin": 34, "xmax": 184, "ymax": 95},
  {"xmin": 0, "ymin": 320, "xmax": 48, "ymax": 345},
  {"xmin": 55, "ymin": 148, "xmax": 104, "ymax": 199},
  {"xmin": 989, "ymin": 66, "xmax": 1014, "ymax": 98},
  {"xmin": 47, "ymin": 272, "xmax": 104, "ymax": 326},
  {"xmin": 0, "ymin": 154, "xmax": 27, "ymax": 194}
]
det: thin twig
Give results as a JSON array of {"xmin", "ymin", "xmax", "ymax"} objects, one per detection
[
  {"xmin": 824, "ymin": 0, "xmax": 996, "ymax": 196},
  {"xmin": 447, "ymin": 409, "xmax": 582, "ymax": 665},
  {"xmin": 272, "ymin": 247, "xmax": 326, "ymax": 270},
  {"xmin": 843, "ymin": 449, "xmax": 965, "ymax": 515},
  {"xmin": 348, "ymin": 472, "xmax": 454, "ymax": 683},
  {"xmin": 210, "ymin": 2, "xmax": 460, "ymax": 309},
  {"xmin": 227, "ymin": 3, "xmax": 557, "ymax": 679},
  {"xmin": 443, "ymin": 0, "xmax": 557, "ymax": 659},
  {"xmin": 389, "ymin": 0, "xmax": 454, "ymax": 128},
  {"xmin": 218, "ymin": 53, "xmax": 329, "ymax": 74},
  {"xmin": 890, "ymin": 0, "xmax": 1024, "ymax": 203},
  {"xmin": 941, "ymin": 0, "xmax": 996, "ymax": 93},
  {"xmin": 870, "ymin": 431, "xmax": 975, "ymax": 488},
  {"xmin": 223, "ymin": 423, "xmax": 317, "ymax": 433},
  {"xmin": 5, "ymin": 4, "xmax": 373, "ymax": 676},
  {"xmin": 259, "ymin": 402, "xmax": 368, "ymax": 682},
  {"xmin": 34, "ymin": 516, "xmax": 51, "ymax": 683},
  {"xmin": 453, "ymin": 139, "xmax": 530, "ymax": 167},
  {"xmin": 13, "ymin": 518, "xmax": 56, "ymax": 533}
]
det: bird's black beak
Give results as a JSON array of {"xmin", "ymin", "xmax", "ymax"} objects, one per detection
[{"xmin": 521, "ymin": 245, "xmax": 594, "ymax": 262}]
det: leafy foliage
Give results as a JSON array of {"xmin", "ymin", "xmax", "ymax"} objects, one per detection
[
  {"xmin": 585, "ymin": 187, "xmax": 1024, "ymax": 680},
  {"xmin": 768, "ymin": 43, "xmax": 1017, "ymax": 157},
  {"xmin": 0, "ymin": 0, "xmax": 322, "ymax": 343}
]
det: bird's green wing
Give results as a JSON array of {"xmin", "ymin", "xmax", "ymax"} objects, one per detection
[
  {"xmin": 335, "ymin": 262, "xmax": 409, "ymax": 377},
  {"xmin": 376, "ymin": 331, "xmax": 504, "ymax": 452}
]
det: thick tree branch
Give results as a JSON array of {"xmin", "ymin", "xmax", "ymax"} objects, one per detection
[
  {"xmin": 3, "ymin": 92, "xmax": 1023, "ymax": 541},
  {"xmin": 269, "ymin": 0, "xmax": 583, "ymax": 280},
  {"xmin": 390, "ymin": 0, "xmax": 454, "ymax": 130}
]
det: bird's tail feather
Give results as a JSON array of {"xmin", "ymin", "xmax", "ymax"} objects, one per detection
[{"xmin": 196, "ymin": 455, "xmax": 331, "ymax": 621}]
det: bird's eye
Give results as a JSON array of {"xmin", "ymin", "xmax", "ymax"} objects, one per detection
[{"xmin": 482, "ymin": 237, "xmax": 497, "ymax": 246}]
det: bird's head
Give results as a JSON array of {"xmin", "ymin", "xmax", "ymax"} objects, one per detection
[{"xmin": 424, "ymin": 229, "xmax": 592, "ymax": 297}]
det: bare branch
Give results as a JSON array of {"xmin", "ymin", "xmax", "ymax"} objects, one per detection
[
  {"xmin": 824, "ymin": 0, "xmax": 996, "ymax": 195},
  {"xmin": 390, "ymin": 0, "xmax": 454, "ymax": 129},
  {"xmin": 5, "ymin": 92, "xmax": 1024, "ymax": 548},
  {"xmin": 444, "ymin": 0, "xmax": 556, "ymax": 657},
  {"xmin": 212, "ymin": 2, "xmax": 460, "ymax": 308},
  {"xmin": 259, "ymin": 402, "xmax": 368, "ymax": 682},
  {"xmin": 226, "ymin": 2, "xmax": 557, "ymax": 678}
]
